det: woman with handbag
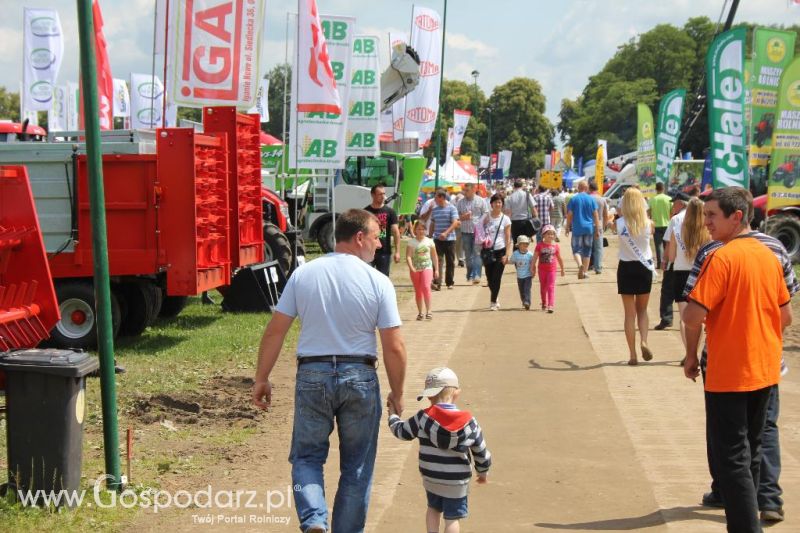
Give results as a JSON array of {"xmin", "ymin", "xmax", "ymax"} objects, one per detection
[{"xmin": 476, "ymin": 194, "xmax": 512, "ymax": 311}]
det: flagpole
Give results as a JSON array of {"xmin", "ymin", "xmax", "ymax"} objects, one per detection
[
  {"xmin": 434, "ymin": 0, "xmax": 447, "ymax": 190},
  {"xmin": 161, "ymin": 0, "xmax": 170, "ymax": 128},
  {"xmin": 150, "ymin": 0, "xmax": 158, "ymax": 130}
]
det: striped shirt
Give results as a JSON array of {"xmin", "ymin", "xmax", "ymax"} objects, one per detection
[
  {"xmin": 430, "ymin": 203, "xmax": 459, "ymax": 241},
  {"xmin": 389, "ymin": 404, "xmax": 492, "ymax": 498},
  {"xmin": 455, "ymin": 196, "xmax": 488, "ymax": 234},
  {"xmin": 682, "ymin": 232, "xmax": 798, "ymax": 373},
  {"xmin": 534, "ymin": 193, "xmax": 553, "ymax": 226}
]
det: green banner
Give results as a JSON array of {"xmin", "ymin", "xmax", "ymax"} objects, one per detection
[
  {"xmin": 750, "ymin": 28, "xmax": 796, "ymax": 195},
  {"xmin": 707, "ymin": 28, "xmax": 748, "ymax": 189},
  {"xmin": 655, "ymin": 89, "xmax": 686, "ymax": 184},
  {"xmin": 636, "ymin": 103, "xmax": 657, "ymax": 197},
  {"xmin": 766, "ymin": 56, "xmax": 800, "ymax": 210}
]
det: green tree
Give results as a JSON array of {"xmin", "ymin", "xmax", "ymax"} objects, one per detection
[
  {"xmin": 485, "ymin": 77, "xmax": 554, "ymax": 177},
  {"xmin": 264, "ymin": 64, "xmax": 291, "ymax": 139},
  {"xmin": 0, "ymin": 87, "xmax": 21, "ymax": 122}
]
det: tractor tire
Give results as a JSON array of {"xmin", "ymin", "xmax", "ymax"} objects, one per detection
[
  {"xmin": 158, "ymin": 294, "xmax": 189, "ymax": 319},
  {"xmin": 785, "ymin": 174, "xmax": 797, "ymax": 189},
  {"xmin": 116, "ymin": 281, "xmax": 158, "ymax": 337},
  {"xmin": 263, "ymin": 222, "xmax": 293, "ymax": 275},
  {"xmin": 149, "ymin": 283, "xmax": 164, "ymax": 323},
  {"xmin": 767, "ymin": 214, "xmax": 800, "ymax": 263},
  {"xmin": 50, "ymin": 280, "xmax": 121, "ymax": 350},
  {"xmin": 317, "ymin": 220, "xmax": 335, "ymax": 253}
]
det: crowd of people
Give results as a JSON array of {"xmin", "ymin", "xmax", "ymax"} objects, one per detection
[{"xmin": 251, "ymin": 176, "xmax": 796, "ymax": 533}]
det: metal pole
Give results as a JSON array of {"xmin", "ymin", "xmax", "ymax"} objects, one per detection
[
  {"xmin": 487, "ymin": 109, "xmax": 492, "ymax": 182},
  {"xmin": 434, "ymin": 0, "xmax": 447, "ymax": 190},
  {"xmin": 161, "ymin": 0, "xmax": 170, "ymax": 128},
  {"xmin": 75, "ymin": 0, "xmax": 121, "ymax": 491},
  {"xmin": 471, "ymin": 70, "xmax": 479, "ymax": 184}
]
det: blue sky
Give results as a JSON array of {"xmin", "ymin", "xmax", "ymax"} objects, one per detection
[{"xmin": 2, "ymin": 0, "xmax": 798, "ymax": 126}]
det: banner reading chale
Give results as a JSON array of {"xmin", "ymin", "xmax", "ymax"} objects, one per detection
[
  {"xmin": 655, "ymin": 89, "xmax": 686, "ymax": 185},
  {"xmin": 22, "ymin": 8, "xmax": 64, "ymax": 113},
  {"xmin": 636, "ymin": 103, "xmax": 657, "ymax": 197},
  {"xmin": 170, "ymin": 0, "xmax": 265, "ymax": 108},
  {"xmin": 766, "ymin": 56, "xmax": 800, "ymax": 210},
  {"xmin": 345, "ymin": 35, "xmax": 381, "ymax": 157},
  {"xmin": 290, "ymin": 15, "xmax": 354, "ymax": 169},
  {"xmin": 707, "ymin": 28, "xmax": 748, "ymax": 189}
]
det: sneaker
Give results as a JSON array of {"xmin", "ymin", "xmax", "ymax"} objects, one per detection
[
  {"xmin": 472, "ymin": 278, "xmax": 480, "ymax": 285},
  {"xmin": 761, "ymin": 509, "xmax": 785, "ymax": 522},
  {"xmin": 458, "ymin": 260, "xmax": 465, "ymax": 267},
  {"xmin": 431, "ymin": 284, "xmax": 441, "ymax": 292},
  {"xmin": 305, "ymin": 527, "xmax": 327, "ymax": 533},
  {"xmin": 701, "ymin": 491, "xmax": 724, "ymax": 508},
  {"xmin": 654, "ymin": 321, "xmax": 672, "ymax": 330},
  {"xmin": 447, "ymin": 285, "xmax": 454, "ymax": 290},
  {"xmin": 547, "ymin": 308, "xmax": 554, "ymax": 313},
  {"xmin": 489, "ymin": 303, "xmax": 498, "ymax": 311},
  {"xmin": 524, "ymin": 303, "xmax": 530, "ymax": 310}
]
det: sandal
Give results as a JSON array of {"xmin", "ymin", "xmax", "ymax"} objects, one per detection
[
  {"xmin": 641, "ymin": 345, "xmax": 654, "ymax": 361},
  {"xmin": 627, "ymin": 359, "xmax": 638, "ymax": 366},
  {"xmin": 416, "ymin": 314, "xmax": 424, "ymax": 321},
  {"xmin": 425, "ymin": 313, "xmax": 433, "ymax": 320}
]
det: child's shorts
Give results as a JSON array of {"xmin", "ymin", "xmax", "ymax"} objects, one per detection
[{"xmin": 426, "ymin": 490, "xmax": 468, "ymax": 520}]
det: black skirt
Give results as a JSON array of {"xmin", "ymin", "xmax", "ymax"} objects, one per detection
[
  {"xmin": 672, "ymin": 270, "xmax": 691, "ymax": 302},
  {"xmin": 617, "ymin": 260, "xmax": 653, "ymax": 295}
]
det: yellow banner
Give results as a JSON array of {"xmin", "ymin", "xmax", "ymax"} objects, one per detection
[{"xmin": 540, "ymin": 170, "xmax": 563, "ymax": 190}]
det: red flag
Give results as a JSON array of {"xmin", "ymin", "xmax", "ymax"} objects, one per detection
[{"xmin": 79, "ymin": 0, "xmax": 114, "ymax": 130}]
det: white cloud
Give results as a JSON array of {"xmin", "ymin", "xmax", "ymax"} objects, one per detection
[{"xmin": 446, "ymin": 33, "xmax": 497, "ymax": 59}]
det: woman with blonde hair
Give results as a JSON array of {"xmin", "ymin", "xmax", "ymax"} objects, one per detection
[
  {"xmin": 666, "ymin": 196, "xmax": 710, "ymax": 348},
  {"xmin": 616, "ymin": 187, "xmax": 655, "ymax": 365}
]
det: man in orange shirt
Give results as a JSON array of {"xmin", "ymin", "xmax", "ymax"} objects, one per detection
[{"xmin": 683, "ymin": 187, "xmax": 793, "ymax": 532}]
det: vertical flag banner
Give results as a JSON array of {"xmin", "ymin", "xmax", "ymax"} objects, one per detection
[
  {"xmin": 169, "ymin": 0, "xmax": 266, "ymax": 108},
  {"xmin": 130, "ymin": 74, "xmax": 165, "ymax": 129},
  {"xmin": 452, "ymin": 109, "xmax": 471, "ymax": 155},
  {"xmin": 655, "ymin": 89, "xmax": 686, "ymax": 184},
  {"xmin": 404, "ymin": 6, "xmax": 442, "ymax": 146},
  {"xmin": 290, "ymin": 15, "xmax": 355, "ymax": 168},
  {"xmin": 247, "ymin": 78, "xmax": 270, "ymax": 123},
  {"xmin": 595, "ymin": 144, "xmax": 605, "ymax": 188},
  {"xmin": 389, "ymin": 32, "xmax": 409, "ymax": 140},
  {"xmin": 636, "ymin": 103, "xmax": 657, "ymax": 197},
  {"xmin": 66, "ymin": 81, "xmax": 79, "ymax": 130},
  {"xmin": 597, "ymin": 139, "xmax": 608, "ymax": 167},
  {"xmin": 707, "ymin": 28, "xmax": 748, "ymax": 189},
  {"xmin": 346, "ymin": 35, "xmax": 381, "ymax": 156},
  {"xmin": 112, "ymin": 78, "xmax": 130, "ymax": 118},
  {"xmin": 445, "ymin": 127, "xmax": 454, "ymax": 161},
  {"xmin": 499, "ymin": 150, "xmax": 512, "ymax": 177},
  {"xmin": 22, "ymin": 8, "xmax": 64, "ymax": 112},
  {"xmin": 79, "ymin": 0, "xmax": 114, "ymax": 130},
  {"xmin": 749, "ymin": 28, "xmax": 796, "ymax": 192},
  {"xmin": 766, "ymin": 56, "xmax": 800, "ymax": 209},
  {"xmin": 48, "ymin": 85, "xmax": 67, "ymax": 131},
  {"xmin": 295, "ymin": 1, "xmax": 341, "ymax": 114}
]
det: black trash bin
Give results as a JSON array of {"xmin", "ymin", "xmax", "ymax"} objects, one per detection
[{"xmin": 0, "ymin": 348, "xmax": 99, "ymax": 500}]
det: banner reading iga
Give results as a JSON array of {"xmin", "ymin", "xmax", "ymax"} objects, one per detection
[{"xmin": 170, "ymin": 0, "xmax": 265, "ymax": 108}]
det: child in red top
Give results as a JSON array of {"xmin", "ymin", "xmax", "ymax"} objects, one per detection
[{"xmin": 534, "ymin": 225, "xmax": 565, "ymax": 312}]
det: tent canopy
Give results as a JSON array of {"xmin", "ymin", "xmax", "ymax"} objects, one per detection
[
  {"xmin": 428, "ymin": 158, "xmax": 479, "ymax": 184},
  {"xmin": 260, "ymin": 131, "xmax": 282, "ymax": 145}
]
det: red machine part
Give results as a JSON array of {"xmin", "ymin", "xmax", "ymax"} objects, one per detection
[
  {"xmin": 202, "ymin": 107, "xmax": 265, "ymax": 269},
  {"xmin": 157, "ymin": 129, "xmax": 231, "ymax": 295},
  {"xmin": 261, "ymin": 186, "xmax": 289, "ymax": 232},
  {"xmin": 0, "ymin": 122, "xmax": 47, "ymax": 137},
  {"xmin": 0, "ymin": 166, "xmax": 60, "ymax": 351}
]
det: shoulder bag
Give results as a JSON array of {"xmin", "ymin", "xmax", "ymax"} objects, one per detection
[
  {"xmin": 481, "ymin": 215, "xmax": 504, "ymax": 266},
  {"xmin": 526, "ymin": 193, "xmax": 542, "ymax": 234}
]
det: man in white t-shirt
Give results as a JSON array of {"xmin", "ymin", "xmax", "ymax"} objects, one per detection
[
  {"xmin": 654, "ymin": 193, "xmax": 689, "ymax": 330},
  {"xmin": 253, "ymin": 209, "xmax": 408, "ymax": 533}
]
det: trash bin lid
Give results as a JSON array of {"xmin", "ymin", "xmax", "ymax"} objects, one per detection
[{"xmin": 0, "ymin": 348, "xmax": 100, "ymax": 377}]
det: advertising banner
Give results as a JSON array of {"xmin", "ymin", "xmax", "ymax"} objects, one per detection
[
  {"xmin": 445, "ymin": 127, "xmax": 454, "ymax": 161},
  {"xmin": 499, "ymin": 150, "xmax": 512, "ymax": 177},
  {"xmin": 655, "ymin": 89, "xmax": 686, "ymax": 184},
  {"xmin": 452, "ymin": 109, "xmax": 471, "ymax": 155},
  {"xmin": 290, "ymin": 15, "xmax": 354, "ymax": 168},
  {"xmin": 66, "ymin": 81, "xmax": 79, "ymax": 130},
  {"xmin": 707, "ymin": 28, "xmax": 748, "ymax": 189},
  {"xmin": 749, "ymin": 28, "xmax": 796, "ymax": 192},
  {"xmin": 540, "ymin": 170, "xmax": 563, "ymax": 190},
  {"xmin": 404, "ymin": 6, "xmax": 442, "ymax": 146},
  {"xmin": 48, "ymin": 85, "xmax": 67, "ymax": 131},
  {"xmin": 112, "ymin": 78, "xmax": 130, "ymax": 118},
  {"xmin": 766, "ymin": 56, "xmax": 800, "ymax": 209},
  {"xmin": 169, "ymin": 0, "xmax": 265, "ymax": 108},
  {"xmin": 389, "ymin": 32, "xmax": 409, "ymax": 141},
  {"xmin": 479, "ymin": 155, "xmax": 489, "ymax": 168},
  {"xmin": 636, "ymin": 103, "xmax": 657, "ymax": 197},
  {"xmin": 22, "ymin": 8, "xmax": 64, "ymax": 112},
  {"xmin": 345, "ymin": 35, "xmax": 381, "ymax": 157},
  {"xmin": 595, "ymin": 144, "xmax": 605, "ymax": 189},
  {"xmin": 130, "ymin": 74, "xmax": 165, "ymax": 129},
  {"xmin": 247, "ymin": 78, "xmax": 270, "ymax": 123},
  {"xmin": 78, "ymin": 0, "xmax": 113, "ymax": 130}
]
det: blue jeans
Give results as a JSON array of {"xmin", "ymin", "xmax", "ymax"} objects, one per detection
[
  {"xmin": 461, "ymin": 232, "xmax": 482, "ymax": 280},
  {"xmin": 426, "ymin": 491, "xmax": 469, "ymax": 520},
  {"xmin": 591, "ymin": 234, "xmax": 604, "ymax": 273},
  {"xmin": 289, "ymin": 361, "xmax": 381, "ymax": 533}
]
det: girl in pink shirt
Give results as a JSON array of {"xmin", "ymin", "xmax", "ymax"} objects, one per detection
[{"xmin": 534, "ymin": 225, "xmax": 565, "ymax": 312}]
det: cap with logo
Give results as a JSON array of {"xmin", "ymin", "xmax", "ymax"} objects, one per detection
[{"xmin": 417, "ymin": 367, "xmax": 459, "ymax": 401}]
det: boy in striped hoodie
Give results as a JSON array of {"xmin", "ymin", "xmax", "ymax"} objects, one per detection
[{"xmin": 388, "ymin": 367, "xmax": 492, "ymax": 533}]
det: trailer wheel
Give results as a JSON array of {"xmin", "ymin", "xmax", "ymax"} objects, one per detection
[
  {"xmin": 159, "ymin": 295, "xmax": 189, "ymax": 318},
  {"xmin": 149, "ymin": 283, "xmax": 163, "ymax": 323},
  {"xmin": 116, "ymin": 281, "xmax": 158, "ymax": 337},
  {"xmin": 264, "ymin": 222, "xmax": 292, "ymax": 275},
  {"xmin": 51, "ymin": 281, "xmax": 121, "ymax": 350},
  {"xmin": 767, "ymin": 214, "xmax": 800, "ymax": 263},
  {"xmin": 317, "ymin": 220, "xmax": 335, "ymax": 253}
]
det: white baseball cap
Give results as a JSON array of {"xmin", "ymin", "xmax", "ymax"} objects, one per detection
[{"xmin": 417, "ymin": 367, "xmax": 460, "ymax": 401}]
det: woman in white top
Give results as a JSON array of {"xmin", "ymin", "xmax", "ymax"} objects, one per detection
[
  {"xmin": 616, "ymin": 187, "xmax": 655, "ymax": 365},
  {"xmin": 666, "ymin": 197, "xmax": 710, "ymax": 349},
  {"xmin": 476, "ymin": 194, "xmax": 512, "ymax": 310}
]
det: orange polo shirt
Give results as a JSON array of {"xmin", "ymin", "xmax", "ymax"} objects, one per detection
[{"xmin": 688, "ymin": 236, "xmax": 790, "ymax": 393}]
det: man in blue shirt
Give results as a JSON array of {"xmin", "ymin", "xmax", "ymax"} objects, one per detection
[
  {"xmin": 426, "ymin": 188, "xmax": 460, "ymax": 290},
  {"xmin": 565, "ymin": 180, "xmax": 600, "ymax": 279}
]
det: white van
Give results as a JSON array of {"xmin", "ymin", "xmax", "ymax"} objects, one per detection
[{"xmin": 603, "ymin": 164, "xmax": 637, "ymax": 211}]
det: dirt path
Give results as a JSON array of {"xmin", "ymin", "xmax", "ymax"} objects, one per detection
[{"xmin": 130, "ymin": 241, "xmax": 800, "ymax": 532}]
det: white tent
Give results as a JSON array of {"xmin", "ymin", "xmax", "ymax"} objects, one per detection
[{"xmin": 430, "ymin": 158, "xmax": 478, "ymax": 183}]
